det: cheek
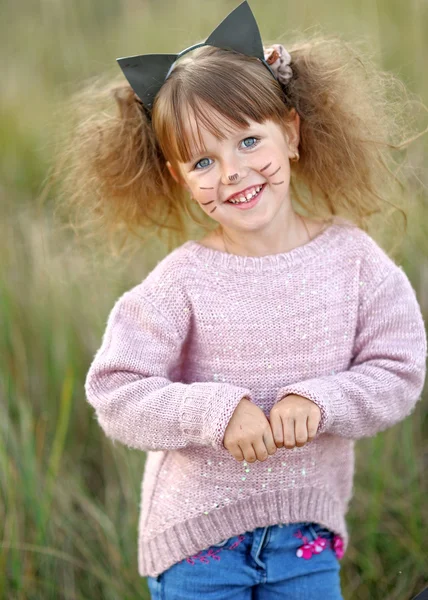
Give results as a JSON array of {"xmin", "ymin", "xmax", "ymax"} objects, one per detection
[
  {"xmin": 250, "ymin": 146, "xmax": 283, "ymax": 174},
  {"xmin": 262, "ymin": 141, "xmax": 290, "ymax": 165},
  {"xmin": 188, "ymin": 174, "xmax": 218, "ymax": 203}
]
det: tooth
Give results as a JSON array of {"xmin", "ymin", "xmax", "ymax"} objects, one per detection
[{"xmin": 229, "ymin": 187, "xmax": 262, "ymax": 203}]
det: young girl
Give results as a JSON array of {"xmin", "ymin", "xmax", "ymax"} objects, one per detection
[{"xmin": 68, "ymin": 1, "xmax": 428, "ymax": 598}]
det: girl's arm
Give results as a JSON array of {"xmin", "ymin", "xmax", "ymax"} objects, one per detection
[
  {"xmin": 275, "ymin": 265, "xmax": 427, "ymax": 440},
  {"xmin": 84, "ymin": 288, "xmax": 252, "ymax": 452}
]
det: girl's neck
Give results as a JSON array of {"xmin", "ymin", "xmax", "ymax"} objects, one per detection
[{"xmin": 199, "ymin": 215, "xmax": 331, "ymax": 257}]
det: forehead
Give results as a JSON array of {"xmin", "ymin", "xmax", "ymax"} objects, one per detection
[
  {"xmin": 159, "ymin": 91, "xmax": 290, "ymax": 170},
  {"xmin": 182, "ymin": 107, "xmax": 249, "ymax": 157},
  {"xmin": 179, "ymin": 104, "xmax": 282, "ymax": 163}
]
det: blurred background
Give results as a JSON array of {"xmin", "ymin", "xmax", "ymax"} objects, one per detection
[{"xmin": 1, "ymin": 0, "xmax": 428, "ymax": 598}]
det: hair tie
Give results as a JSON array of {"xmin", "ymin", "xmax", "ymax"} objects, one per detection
[{"xmin": 264, "ymin": 44, "xmax": 293, "ymax": 86}]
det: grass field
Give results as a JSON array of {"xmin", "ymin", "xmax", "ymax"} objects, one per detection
[{"xmin": 1, "ymin": 1, "xmax": 428, "ymax": 598}]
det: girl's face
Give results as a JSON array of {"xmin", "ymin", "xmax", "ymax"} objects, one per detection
[{"xmin": 167, "ymin": 107, "xmax": 300, "ymax": 238}]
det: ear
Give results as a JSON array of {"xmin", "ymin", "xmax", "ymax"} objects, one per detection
[
  {"xmin": 166, "ymin": 161, "xmax": 189, "ymax": 190},
  {"xmin": 284, "ymin": 109, "xmax": 300, "ymax": 155},
  {"xmin": 166, "ymin": 160, "xmax": 179, "ymax": 183}
]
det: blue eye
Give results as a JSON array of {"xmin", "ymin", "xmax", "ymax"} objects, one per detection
[
  {"xmin": 241, "ymin": 136, "xmax": 260, "ymax": 148},
  {"xmin": 195, "ymin": 157, "xmax": 213, "ymax": 170}
]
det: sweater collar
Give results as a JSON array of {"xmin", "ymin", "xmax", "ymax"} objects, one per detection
[{"xmin": 183, "ymin": 221, "xmax": 349, "ymax": 274}]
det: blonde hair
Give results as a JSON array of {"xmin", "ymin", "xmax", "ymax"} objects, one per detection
[{"xmin": 48, "ymin": 32, "xmax": 427, "ymax": 256}]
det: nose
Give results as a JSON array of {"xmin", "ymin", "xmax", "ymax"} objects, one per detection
[{"xmin": 220, "ymin": 155, "xmax": 247, "ymax": 186}]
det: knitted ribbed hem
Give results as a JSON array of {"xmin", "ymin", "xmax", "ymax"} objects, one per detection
[
  {"xmin": 138, "ymin": 487, "xmax": 349, "ymax": 578},
  {"xmin": 180, "ymin": 382, "xmax": 253, "ymax": 448}
]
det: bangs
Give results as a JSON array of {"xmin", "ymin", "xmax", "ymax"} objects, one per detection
[{"xmin": 152, "ymin": 48, "xmax": 289, "ymax": 167}]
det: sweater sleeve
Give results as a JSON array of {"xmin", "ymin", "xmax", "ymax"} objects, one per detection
[
  {"xmin": 84, "ymin": 287, "xmax": 253, "ymax": 452},
  {"xmin": 275, "ymin": 265, "xmax": 427, "ymax": 439}
]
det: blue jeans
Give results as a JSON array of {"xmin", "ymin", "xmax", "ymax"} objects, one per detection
[{"xmin": 146, "ymin": 521, "xmax": 343, "ymax": 599}]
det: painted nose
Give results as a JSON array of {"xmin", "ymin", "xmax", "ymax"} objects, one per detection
[
  {"xmin": 228, "ymin": 173, "xmax": 240, "ymax": 182},
  {"xmin": 220, "ymin": 158, "xmax": 245, "ymax": 186}
]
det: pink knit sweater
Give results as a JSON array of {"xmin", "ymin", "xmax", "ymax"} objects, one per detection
[{"xmin": 84, "ymin": 218, "xmax": 427, "ymax": 578}]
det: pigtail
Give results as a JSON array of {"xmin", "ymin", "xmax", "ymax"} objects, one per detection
[
  {"xmin": 46, "ymin": 74, "xmax": 192, "ymax": 257},
  {"xmin": 275, "ymin": 34, "xmax": 427, "ymax": 250}
]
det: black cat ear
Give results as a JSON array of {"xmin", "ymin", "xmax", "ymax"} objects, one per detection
[
  {"xmin": 116, "ymin": 53, "xmax": 178, "ymax": 109},
  {"xmin": 205, "ymin": 1, "xmax": 264, "ymax": 60},
  {"xmin": 116, "ymin": 1, "xmax": 267, "ymax": 111}
]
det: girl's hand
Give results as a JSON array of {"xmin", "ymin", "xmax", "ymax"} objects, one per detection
[
  {"xmin": 223, "ymin": 397, "xmax": 277, "ymax": 463},
  {"xmin": 269, "ymin": 394, "xmax": 321, "ymax": 449}
]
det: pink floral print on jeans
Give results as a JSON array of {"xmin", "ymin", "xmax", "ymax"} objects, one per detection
[
  {"xmin": 294, "ymin": 529, "xmax": 344, "ymax": 560},
  {"xmin": 184, "ymin": 535, "xmax": 246, "ymax": 565}
]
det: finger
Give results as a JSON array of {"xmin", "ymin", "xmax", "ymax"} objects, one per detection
[
  {"xmin": 282, "ymin": 416, "xmax": 296, "ymax": 449},
  {"xmin": 263, "ymin": 429, "xmax": 278, "ymax": 456},
  {"xmin": 270, "ymin": 412, "xmax": 284, "ymax": 447},
  {"xmin": 240, "ymin": 442, "xmax": 257, "ymax": 463},
  {"xmin": 252, "ymin": 439, "xmax": 269, "ymax": 462},
  {"xmin": 307, "ymin": 411, "xmax": 320, "ymax": 441},
  {"xmin": 294, "ymin": 416, "xmax": 308, "ymax": 447},
  {"xmin": 232, "ymin": 444, "xmax": 244, "ymax": 461}
]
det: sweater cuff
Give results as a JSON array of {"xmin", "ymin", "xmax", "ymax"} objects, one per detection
[
  {"xmin": 181, "ymin": 383, "xmax": 253, "ymax": 449},
  {"xmin": 275, "ymin": 377, "xmax": 349, "ymax": 435}
]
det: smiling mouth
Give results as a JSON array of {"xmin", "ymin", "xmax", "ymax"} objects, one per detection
[{"xmin": 225, "ymin": 184, "xmax": 266, "ymax": 204}]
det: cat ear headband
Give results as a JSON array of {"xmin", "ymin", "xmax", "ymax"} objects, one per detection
[{"xmin": 116, "ymin": 0, "xmax": 293, "ymax": 112}]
